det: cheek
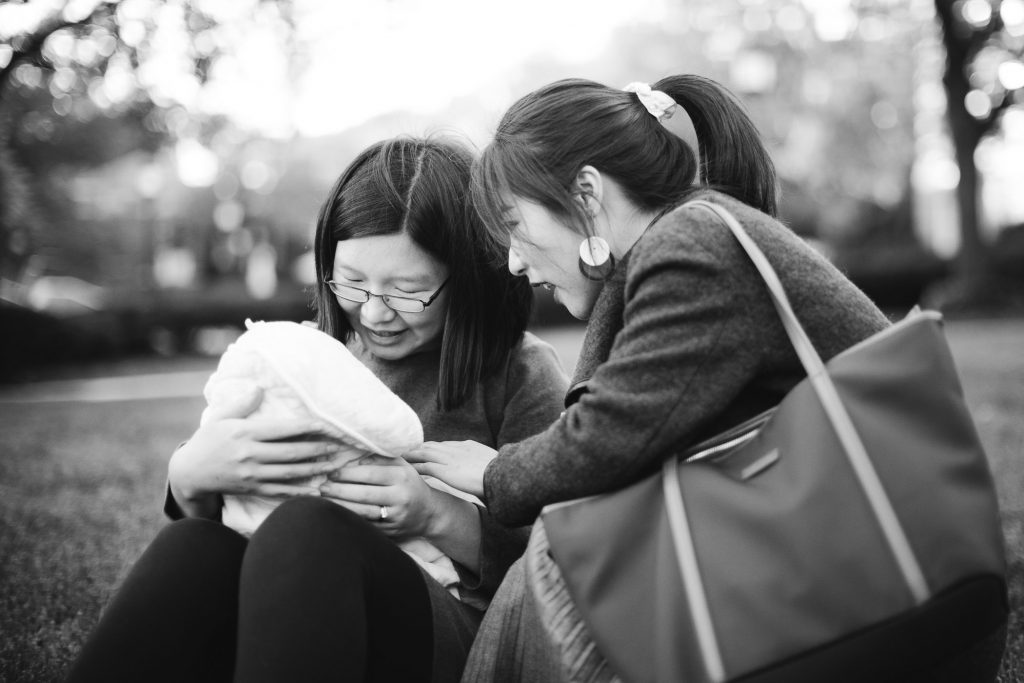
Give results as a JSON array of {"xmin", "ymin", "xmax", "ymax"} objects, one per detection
[
  {"xmin": 556, "ymin": 233, "xmax": 586, "ymax": 273},
  {"xmin": 338, "ymin": 302, "xmax": 360, "ymax": 320},
  {"xmin": 527, "ymin": 241, "xmax": 577, "ymax": 280},
  {"xmin": 409, "ymin": 306, "xmax": 446, "ymax": 338}
]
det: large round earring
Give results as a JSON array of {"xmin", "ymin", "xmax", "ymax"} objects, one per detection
[{"xmin": 578, "ymin": 236, "xmax": 615, "ymax": 280}]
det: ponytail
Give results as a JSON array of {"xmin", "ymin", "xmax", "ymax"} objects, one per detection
[
  {"xmin": 473, "ymin": 74, "xmax": 779, "ymax": 249},
  {"xmin": 654, "ymin": 75, "xmax": 778, "ymax": 217}
]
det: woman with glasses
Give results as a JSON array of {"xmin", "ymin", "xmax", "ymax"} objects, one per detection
[{"xmin": 66, "ymin": 137, "xmax": 568, "ymax": 683}]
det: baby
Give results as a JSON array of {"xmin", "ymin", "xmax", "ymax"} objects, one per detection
[{"xmin": 200, "ymin": 319, "xmax": 480, "ymax": 593}]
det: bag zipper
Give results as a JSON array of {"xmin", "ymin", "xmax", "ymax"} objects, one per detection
[{"xmin": 682, "ymin": 408, "xmax": 775, "ymax": 462}]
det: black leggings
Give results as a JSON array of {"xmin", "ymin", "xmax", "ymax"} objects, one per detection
[{"xmin": 66, "ymin": 497, "xmax": 434, "ymax": 683}]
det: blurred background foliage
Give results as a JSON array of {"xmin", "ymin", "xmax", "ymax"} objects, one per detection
[{"xmin": 1, "ymin": 0, "xmax": 1023, "ymax": 378}]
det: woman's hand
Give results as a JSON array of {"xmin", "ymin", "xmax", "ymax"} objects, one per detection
[
  {"xmin": 318, "ymin": 454, "xmax": 441, "ymax": 539},
  {"xmin": 319, "ymin": 453, "xmax": 484, "ymax": 572},
  {"xmin": 403, "ymin": 441, "xmax": 496, "ymax": 499},
  {"xmin": 170, "ymin": 420, "xmax": 351, "ymax": 497},
  {"xmin": 168, "ymin": 386, "xmax": 355, "ymax": 517}
]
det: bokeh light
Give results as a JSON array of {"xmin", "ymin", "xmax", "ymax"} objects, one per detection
[
  {"xmin": 965, "ymin": 89, "xmax": 993, "ymax": 118},
  {"xmin": 961, "ymin": 0, "xmax": 993, "ymax": 28},
  {"xmin": 998, "ymin": 61, "xmax": 1024, "ymax": 91},
  {"xmin": 1003, "ymin": 0, "xmax": 1024, "ymax": 36},
  {"xmin": 175, "ymin": 138, "xmax": 218, "ymax": 187}
]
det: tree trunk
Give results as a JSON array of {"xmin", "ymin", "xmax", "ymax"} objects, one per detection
[
  {"xmin": 934, "ymin": 0, "xmax": 997, "ymax": 304},
  {"xmin": 946, "ymin": 86, "xmax": 988, "ymax": 290}
]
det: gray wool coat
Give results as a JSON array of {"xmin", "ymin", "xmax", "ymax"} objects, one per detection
[
  {"xmin": 464, "ymin": 191, "xmax": 1005, "ymax": 683},
  {"xmin": 462, "ymin": 191, "xmax": 891, "ymax": 681},
  {"xmin": 482, "ymin": 190, "xmax": 890, "ymax": 527}
]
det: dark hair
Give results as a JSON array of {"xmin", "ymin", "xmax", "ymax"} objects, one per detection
[
  {"xmin": 313, "ymin": 136, "xmax": 533, "ymax": 411},
  {"xmin": 472, "ymin": 74, "xmax": 778, "ymax": 246}
]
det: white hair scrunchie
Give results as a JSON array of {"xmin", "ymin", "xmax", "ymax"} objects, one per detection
[
  {"xmin": 622, "ymin": 82, "xmax": 678, "ymax": 120},
  {"xmin": 623, "ymin": 81, "xmax": 702, "ymax": 174}
]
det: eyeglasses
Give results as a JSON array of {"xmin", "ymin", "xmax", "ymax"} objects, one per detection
[{"xmin": 325, "ymin": 277, "xmax": 449, "ymax": 313}]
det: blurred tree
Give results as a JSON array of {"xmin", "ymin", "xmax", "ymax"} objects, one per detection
[
  {"xmin": 575, "ymin": 1, "xmax": 923, "ymax": 246},
  {"xmin": 0, "ymin": 130, "xmax": 39, "ymax": 302},
  {"xmin": 934, "ymin": 0, "xmax": 1024, "ymax": 304},
  {"xmin": 0, "ymin": 0, "xmax": 299, "ymax": 288}
]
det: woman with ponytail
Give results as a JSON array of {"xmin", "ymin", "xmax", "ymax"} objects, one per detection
[{"xmin": 406, "ymin": 77, "xmax": 1007, "ymax": 681}]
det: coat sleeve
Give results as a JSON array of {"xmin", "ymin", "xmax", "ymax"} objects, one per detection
[{"xmin": 483, "ymin": 216, "xmax": 770, "ymax": 526}]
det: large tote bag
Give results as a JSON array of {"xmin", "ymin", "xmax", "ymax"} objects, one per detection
[{"xmin": 539, "ymin": 200, "xmax": 1008, "ymax": 683}]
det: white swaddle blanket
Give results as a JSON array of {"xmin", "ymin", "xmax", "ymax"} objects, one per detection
[{"xmin": 200, "ymin": 319, "xmax": 480, "ymax": 593}]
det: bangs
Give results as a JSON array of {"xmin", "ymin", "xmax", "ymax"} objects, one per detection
[
  {"xmin": 332, "ymin": 163, "xmax": 404, "ymax": 241},
  {"xmin": 471, "ymin": 143, "xmax": 519, "ymax": 267},
  {"xmin": 472, "ymin": 145, "xmax": 514, "ymax": 237},
  {"xmin": 472, "ymin": 138, "xmax": 589, "ymax": 266}
]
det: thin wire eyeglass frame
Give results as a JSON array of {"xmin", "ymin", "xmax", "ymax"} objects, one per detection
[{"xmin": 325, "ymin": 277, "xmax": 450, "ymax": 313}]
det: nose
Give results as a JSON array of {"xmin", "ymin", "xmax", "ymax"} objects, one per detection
[
  {"xmin": 508, "ymin": 246, "xmax": 527, "ymax": 277},
  {"xmin": 359, "ymin": 295, "xmax": 397, "ymax": 325}
]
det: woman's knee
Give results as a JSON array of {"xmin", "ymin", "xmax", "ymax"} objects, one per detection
[
  {"xmin": 124, "ymin": 518, "xmax": 248, "ymax": 593},
  {"xmin": 241, "ymin": 498, "xmax": 389, "ymax": 601},
  {"xmin": 252, "ymin": 497, "xmax": 378, "ymax": 551},
  {"xmin": 148, "ymin": 517, "xmax": 246, "ymax": 559}
]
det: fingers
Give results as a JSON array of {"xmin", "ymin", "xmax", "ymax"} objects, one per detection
[
  {"xmin": 327, "ymin": 464, "xmax": 398, "ymax": 485},
  {"xmin": 319, "ymin": 481, "xmax": 391, "ymax": 505},
  {"xmin": 322, "ymin": 497, "xmax": 389, "ymax": 523},
  {"xmin": 247, "ymin": 439, "xmax": 359, "ymax": 465},
  {"xmin": 252, "ymin": 482, "xmax": 323, "ymax": 498},
  {"xmin": 403, "ymin": 443, "xmax": 451, "ymax": 465},
  {"xmin": 351, "ymin": 452, "xmax": 397, "ymax": 467},
  {"xmin": 254, "ymin": 461, "xmax": 338, "ymax": 482},
  {"xmin": 410, "ymin": 462, "xmax": 442, "ymax": 478}
]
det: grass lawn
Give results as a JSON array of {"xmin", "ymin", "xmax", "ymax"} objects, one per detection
[{"xmin": 0, "ymin": 318, "xmax": 1022, "ymax": 682}]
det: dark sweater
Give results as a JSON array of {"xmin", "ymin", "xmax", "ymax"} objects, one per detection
[
  {"xmin": 483, "ymin": 191, "xmax": 890, "ymax": 526},
  {"xmin": 350, "ymin": 331, "xmax": 568, "ymax": 601}
]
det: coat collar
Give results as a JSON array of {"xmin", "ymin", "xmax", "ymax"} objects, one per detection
[{"xmin": 565, "ymin": 250, "xmax": 632, "ymax": 407}]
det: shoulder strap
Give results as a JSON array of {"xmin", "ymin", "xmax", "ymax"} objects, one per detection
[{"xmin": 680, "ymin": 200, "xmax": 930, "ymax": 606}]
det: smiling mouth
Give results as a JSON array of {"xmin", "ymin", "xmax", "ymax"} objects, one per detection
[
  {"xmin": 365, "ymin": 328, "xmax": 404, "ymax": 338},
  {"xmin": 531, "ymin": 282, "xmax": 555, "ymax": 292}
]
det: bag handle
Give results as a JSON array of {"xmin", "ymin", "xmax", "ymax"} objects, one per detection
[
  {"xmin": 658, "ymin": 201, "xmax": 931, "ymax": 683},
  {"xmin": 689, "ymin": 202, "xmax": 827, "ymax": 378},
  {"xmin": 683, "ymin": 200, "xmax": 929, "ymax": 604},
  {"xmin": 683, "ymin": 200, "xmax": 929, "ymax": 603}
]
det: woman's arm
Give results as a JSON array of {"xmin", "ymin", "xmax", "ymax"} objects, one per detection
[
  {"xmin": 420, "ymin": 491, "xmax": 483, "ymax": 572},
  {"xmin": 484, "ymin": 220, "xmax": 766, "ymax": 526}
]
